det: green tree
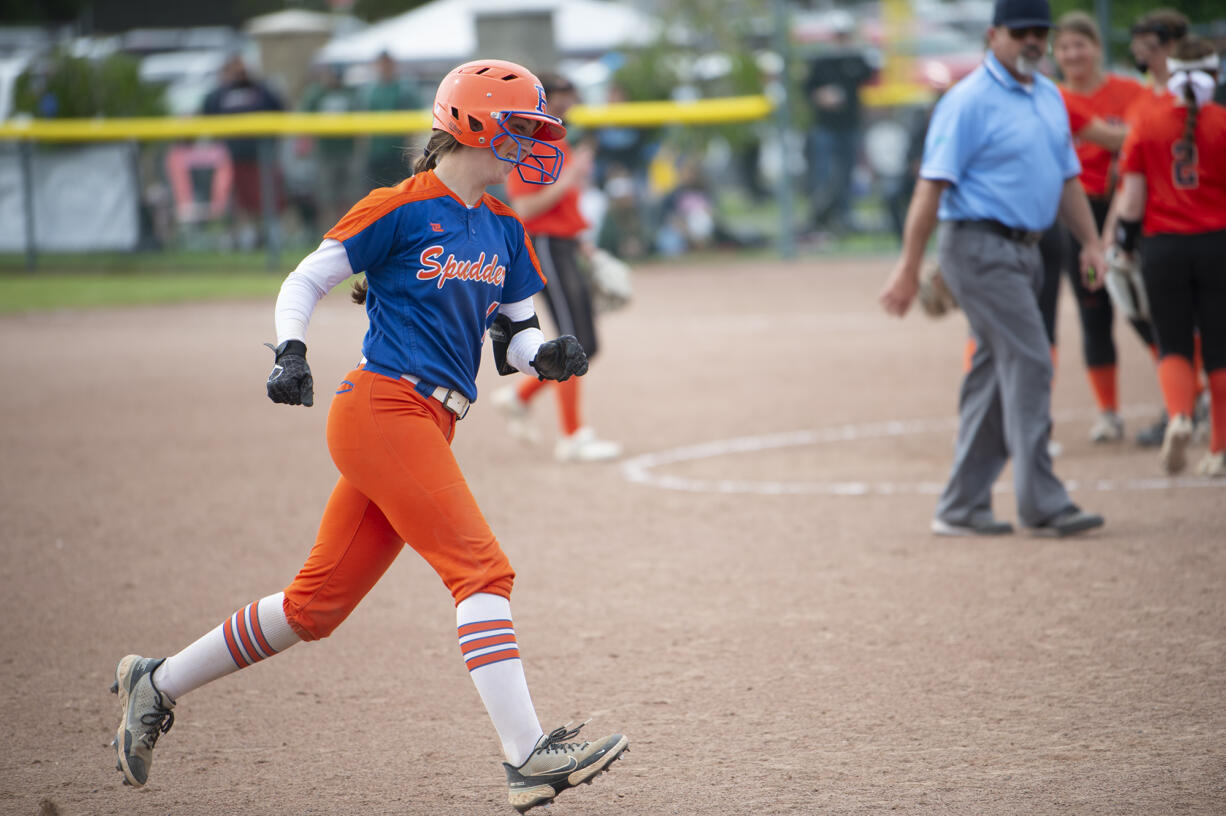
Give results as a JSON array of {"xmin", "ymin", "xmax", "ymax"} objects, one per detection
[{"xmin": 15, "ymin": 51, "xmax": 166, "ymax": 118}]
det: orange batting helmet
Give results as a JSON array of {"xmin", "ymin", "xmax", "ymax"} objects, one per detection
[{"xmin": 433, "ymin": 59, "xmax": 566, "ymax": 184}]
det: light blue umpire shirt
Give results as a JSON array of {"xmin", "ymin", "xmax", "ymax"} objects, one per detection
[{"xmin": 920, "ymin": 50, "xmax": 1081, "ymax": 232}]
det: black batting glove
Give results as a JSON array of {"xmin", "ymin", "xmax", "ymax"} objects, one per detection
[
  {"xmin": 531, "ymin": 335, "xmax": 589, "ymax": 382},
  {"xmin": 265, "ymin": 340, "xmax": 314, "ymax": 406}
]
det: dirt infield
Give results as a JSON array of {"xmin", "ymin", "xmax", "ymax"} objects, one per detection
[{"xmin": 3, "ymin": 254, "xmax": 1224, "ymax": 815}]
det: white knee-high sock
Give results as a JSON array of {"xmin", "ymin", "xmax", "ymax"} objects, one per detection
[
  {"xmin": 456, "ymin": 592, "xmax": 544, "ymax": 766},
  {"xmin": 152, "ymin": 592, "xmax": 300, "ymax": 701}
]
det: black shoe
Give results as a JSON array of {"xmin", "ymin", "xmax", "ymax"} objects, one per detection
[
  {"xmin": 1135, "ymin": 413, "xmax": 1167, "ymax": 447},
  {"xmin": 1027, "ymin": 506, "xmax": 1104, "ymax": 538},
  {"xmin": 931, "ymin": 516, "xmax": 1015, "ymax": 536}
]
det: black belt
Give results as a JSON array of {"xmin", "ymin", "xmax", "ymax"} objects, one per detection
[{"xmin": 953, "ymin": 219, "xmax": 1043, "ymax": 246}]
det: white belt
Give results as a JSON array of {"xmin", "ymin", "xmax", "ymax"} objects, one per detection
[{"xmin": 402, "ymin": 373, "xmax": 471, "ymax": 419}]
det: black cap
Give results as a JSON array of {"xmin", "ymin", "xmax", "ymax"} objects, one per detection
[{"xmin": 993, "ymin": 0, "xmax": 1051, "ymax": 28}]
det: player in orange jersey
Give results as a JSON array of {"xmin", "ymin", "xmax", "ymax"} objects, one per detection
[
  {"xmin": 110, "ymin": 58, "xmax": 628, "ymax": 813},
  {"xmin": 1053, "ymin": 11, "xmax": 1152, "ymax": 444},
  {"xmin": 1101, "ymin": 8, "xmax": 1193, "ymax": 445},
  {"xmin": 1113, "ymin": 37, "xmax": 1226, "ymax": 477},
  {"xmin": 497, "ymin": 72, "xmax": 622, "ymax": 463}
]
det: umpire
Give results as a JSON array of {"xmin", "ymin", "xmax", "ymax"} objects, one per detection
[{"xmin": 880, "ymin": 0, "xmax": 1106, "ymax": 537}]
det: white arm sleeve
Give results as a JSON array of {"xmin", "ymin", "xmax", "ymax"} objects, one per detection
[
  {"xmin": 498, "ymin": 297, "xmax": 546, "ymax": 376},
  {"xmin": 274, "ymin": 239, "xmax": 355, "ymax": 345}
]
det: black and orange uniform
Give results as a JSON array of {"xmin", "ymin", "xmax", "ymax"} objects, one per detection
[
  {"xmin": 1119, "ymin": 94, "xmax": 1226, "ymax": 456},
  {"xmin": 1059, "ymin": 75, "xmax": 1149, "ymax": 416},
  {"xmin": 505, "ymin": 139, "xmax": 596, "ymax": 438}
]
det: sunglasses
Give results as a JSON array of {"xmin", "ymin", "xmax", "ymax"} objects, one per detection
[{"xmin": 1008, "ymin": 26, "xmax": 1050, "ymax": 40}]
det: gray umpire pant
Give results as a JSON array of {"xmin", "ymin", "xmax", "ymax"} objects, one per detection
[{"xmin": 934, "ymin": 223, "xmax": 1074, "ymax": 528}]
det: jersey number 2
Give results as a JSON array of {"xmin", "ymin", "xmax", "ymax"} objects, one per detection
[{"xmin": 1171, "ymin": 141, "xmax": 1198, "ymax": 189}]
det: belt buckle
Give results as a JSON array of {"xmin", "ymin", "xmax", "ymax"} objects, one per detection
[{"xmin": 441, "ymin": 388, "xmax": 469, "ymax": 420}]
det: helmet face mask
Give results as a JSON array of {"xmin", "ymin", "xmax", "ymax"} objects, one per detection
[
  {"xmin": 434, "ymin": 59, "xmax": 567, "ymax": 185},
  {"xmin": 490, "ymin": 113, "xmax": 565, "ymax": 184}
]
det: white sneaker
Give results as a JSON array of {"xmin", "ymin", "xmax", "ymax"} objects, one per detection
[
  {"xmin": 490, "ymin": 385, "xmax": 540, "ymax": 445},
  {"xmin": 1089, "ymin": 410, "xmax": 1124, "ymax": 443},
  {"xmin": 555, "ymin": 427, "xmax": 622, "ymax": 463},
  {"xmin": 1160, "ymin": 414, "xmax": 1194, "ymax": 475},
  {"xmin": 1047, "ymin": 438, "xmax": 1063, "ymax": 458},
  {"xmin": 1196, "ymin": 451, "xmax": 1224, "ymax": 478}
]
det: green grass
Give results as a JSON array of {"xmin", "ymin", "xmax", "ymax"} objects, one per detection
[
  {"xmin": 0, "ymin": 267, "xmax": 286, "ymax": 315},
  {"xmin": 0, "ymin": 247, "xmax": 319, "ymax": 314}
]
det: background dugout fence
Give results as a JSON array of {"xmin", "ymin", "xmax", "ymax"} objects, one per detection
[{"xmin": 0, "ymin": 96, "xmax": 781, "ymax": 271}]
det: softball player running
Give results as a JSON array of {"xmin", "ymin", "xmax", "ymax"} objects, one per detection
[
  {"xmin": 1053, "ymin": 12, "xmax": 1151, "ymax": 443},
  {"xmin": 110, "ymin": 59, "xmax": 628, "ymax": 813},
  {"xmin": 496, "ymin": 72, "xmax": 621, "ymax": 463},
  {"xmin": 1113, "ymin": 37, "xmax": 1226, "ymax": 476}
]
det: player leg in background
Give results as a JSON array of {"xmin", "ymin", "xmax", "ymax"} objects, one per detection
[
  {"xmin": 1037, "ymin": 224, "xmax": 1066, "ymax": 454},
  {"xmin": 1187, "ymin": 230, "xmax": 1226, "ymax": 476},
  {"xmin": 1140, "ymin": 234, "xmax": 1200, "ymax": 474},
  {"xmin": 494, "ymin": 235, "xmax": 620, "ymax": 463},
  {"xmin": 1069, "ymin": 198, "xmax": 1152, "ymax": 443}
]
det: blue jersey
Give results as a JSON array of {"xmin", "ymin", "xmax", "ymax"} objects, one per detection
[{"xmin": 325, "ymin": 170, "xmax": 547, "ymax": 402}]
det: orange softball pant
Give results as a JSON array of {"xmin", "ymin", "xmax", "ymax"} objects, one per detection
[{"xmin": 282, "ymin": 368, "xmax": 514, "ymax": 641}]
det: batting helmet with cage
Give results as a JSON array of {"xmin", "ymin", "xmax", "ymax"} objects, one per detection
[{"xmin": 432, "ymin": 59, "xmax": 567, "ymax": 184}]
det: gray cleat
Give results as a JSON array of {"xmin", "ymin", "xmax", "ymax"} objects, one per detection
[
  {"xmin": 110, "ymin": 654, "xmax": 175, "ymax": 787},
  {"xmin": 504, "ymin": 723, "xmax": 628, "ymax": 813}
]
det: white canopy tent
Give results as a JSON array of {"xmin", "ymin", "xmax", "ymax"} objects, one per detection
[{"xmin": 317, "ymin": 0, "xmax": 659, "ymax": 70}]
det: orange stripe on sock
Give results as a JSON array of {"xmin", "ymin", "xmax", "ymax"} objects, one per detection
[
  {"xmin": 221, "ymin": 618, "xmax": 249, "ymax": 668},
  {"xmin": 235, "ymin": 612, "xmax": 264, "ymax": 666},
  {"xmin": 461, "ymin": 633, "xmax": 517, "ymax": 655},
  {"xmin": 464, "ymin": 649, "xmax": 520, "ymax": 671},
  {"xmin": 1157, "ymin": 355, "xmax": 1197, "ymax": 418},
  {"xmin": 233, "ymin": 609, "xmax": 263, "ymax": 664},
  {"xmin": 1086, "ymin": 364, "xmax": 1118, "ymax": 413},
  {"xmin": 962, "ymin": 337, "xmax": 976, "ymax": 374},
  {"xmin": 247, "ymin": 603, "xmax": 276, "ymax": 658},
  {"xmin": 456, "ymin": 619, "xmax": 513, "ymax": 638}
]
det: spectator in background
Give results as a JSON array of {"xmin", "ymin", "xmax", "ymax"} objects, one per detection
[
  {"xmin": 300, "ymin": 65, "xmax": 359, "ymax": 229},
  {"xmin": 592, "ymin": 81, "xmax": 653, "ymax": 260},
  {"xmin": 365, "ymin": 51, "xmax": 423, "ymax": 188},
  {"xmin": 201, "ymin": 55, "xmax": 286, "ymax": 250},
  {"xmin": 804, "ymin": 11, "xmax": 877, "ymax": 237}
]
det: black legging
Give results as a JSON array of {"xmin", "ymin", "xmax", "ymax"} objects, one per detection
[
  {"xmin": 1037, "ymin": 223, "xmax": 1063, "ymax": 346},
  {"xmin": 1140, "ymin": 229, "xmax": 1226, "ymax": 371},
  {"xmin": 1066, "ymin": 197, "xmax": 1155, "ymax": 366},
  {"xmin": 531, "ymin": 235, "xmax": 599, "ymax": 360}
]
